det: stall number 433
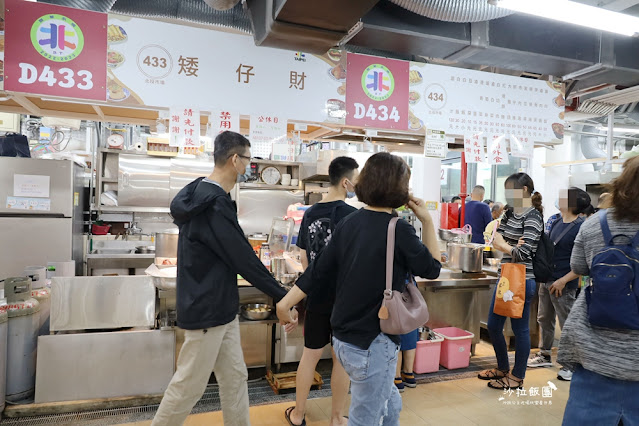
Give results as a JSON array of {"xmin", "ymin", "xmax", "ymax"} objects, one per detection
[
  {"xmin": 18, "ymin": 63, "xmax": 94, "ymax": 90},
  {"xmin": 353, "ymin": 103, "xmax": 401, "ymax": 122}
]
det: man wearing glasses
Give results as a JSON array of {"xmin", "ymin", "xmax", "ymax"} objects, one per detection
[{"xmin": 153, "ymin": 131, "xmax": 297, "ymax": 426}]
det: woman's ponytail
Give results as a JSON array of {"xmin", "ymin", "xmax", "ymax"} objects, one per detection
[{"xmin": 531, "ymin": 191, "xmax": 544, "ymax": 215}]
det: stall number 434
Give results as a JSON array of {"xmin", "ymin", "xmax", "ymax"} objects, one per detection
[
  {"xmin": 353, "ymin": 103, "xmax": 401, "ymax": 122},
  {"xmin": 18, "ymin": 63, "xmax": 94, "ymax": 90}
]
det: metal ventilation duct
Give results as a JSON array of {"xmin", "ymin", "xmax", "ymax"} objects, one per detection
[
  {"xmin": 579, "ymin": 125, "xmax": 607, "ymax": 171},
  {"xmin": 38, "ymin": 0, "xmax": 252, "ymax": 33},
  {"xmin": 389, "ymin": 0, "xmax": 513, "ymax": 22}
]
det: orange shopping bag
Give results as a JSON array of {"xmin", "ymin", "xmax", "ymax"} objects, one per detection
[{"xmin": 493, "ymin": 263, "xmax": 526, "ymax": 318}]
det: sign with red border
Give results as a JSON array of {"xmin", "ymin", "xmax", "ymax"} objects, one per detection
[
  {"xmin": 5, "ymin": 0, "xmax": 107, "ymax": 100},
  {"xmin": 345, "ymin": 53, "xmax": 409, "ymax": 130}
]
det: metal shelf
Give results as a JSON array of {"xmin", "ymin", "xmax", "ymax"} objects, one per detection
[
  {"xmin": 96, "ymin": 205, "xmax": 171, "ymax": 213},
  {"xmin": 101, "ymin": 177, "xmax": 118, "ymax": 183},
  {"xmin": 251, "ymin": 159, "xmax": 301, "ymax": 167},
  {"xmin": 237, "ymin": 314, "xmax": 279, "ymax": 325},
  {"xmin": 240, "ymin": 183, "xmax": 301, "ymax": 191}
]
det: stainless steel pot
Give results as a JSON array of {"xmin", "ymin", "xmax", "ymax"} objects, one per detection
[
  {"xmin": 155, "ymin": 230, "xmax": 178, "ymax": 259},
  {"xmin": 447, "ymin": 243, "xmax": 485, "ymax": 273}
]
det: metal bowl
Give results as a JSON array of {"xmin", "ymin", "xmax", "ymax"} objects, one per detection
[
  {"xmin": 241, "ymin": 303, "xmax": 274, "ymax": 320},
  {"xmin": 486, "ymin": 258, "xmax": 501, "ymax": 268},
  {"xmin": 439, "ymin": 228, "xmax": 472, "ymax": 243},
  {"xmin": 136, "ymin": 245, "xmax": 155, "ymax": 254}
]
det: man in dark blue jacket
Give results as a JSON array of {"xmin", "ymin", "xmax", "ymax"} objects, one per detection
[{"xmin": 153, "ymin": 131, "xmax": 295, "ymax": 426}]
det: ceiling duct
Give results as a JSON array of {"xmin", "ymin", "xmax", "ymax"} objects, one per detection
[
  {"xmin": 389, "ymin": 0, "xmax": 513, "ymax": 22},
  {"xmin": 204, "ymin": 0, "xmax": 240, "ymax": 11},
  {"xmin": 244, "ymin": 0, "xmax": 380, "ymax": 54},
  {"xmin": 578, "ymin": 125, "xmax": 607, "ymax": 171},
  {"xmin": 39, "ymin": 0, "xmax": 252, "ymax": 33}
]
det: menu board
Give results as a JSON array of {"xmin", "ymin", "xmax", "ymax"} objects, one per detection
[
  {"xmin": 105, "ymin": 15, "xmax": 345, "ymax": 123},
  {"xmin": 409, "ymin": 62, "xmax": 564, "ymax": 143}
]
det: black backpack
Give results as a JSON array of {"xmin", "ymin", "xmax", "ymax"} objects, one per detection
[
  {"xmin": 530, "ymin": 215, "xmax": 583, "ymax": 283},
  {"xmin": 532, "ymin": 231, "xmax": 554, "ymax": 283}
]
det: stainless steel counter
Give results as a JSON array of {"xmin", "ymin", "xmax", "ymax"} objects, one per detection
[
  {"xmin": 86, "ymin": 253, "xmax": 155, "ymax": 275},
  {"xmin": 416, "ymin": 269, "xmax": 495, "ymax": 354}
]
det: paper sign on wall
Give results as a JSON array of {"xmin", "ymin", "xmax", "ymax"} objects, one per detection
[
  {"xmin": 510, "ymin": 134, "xmax": 534, "ymax": 159},
  {"xmin": 169, "ymin": 107, "xmax": 201, "ymax": 147},
  {"xmin": 489, "ymin": 135, "xmax": 509, "ymax": 165},
  {"xmin": 6, "ymin": 196, "xmax": 51, "ymax": 211},
  {"xmin": 424, "ymin": 129, "xmax": 447, "ymax": 158},
  {"xmin": 209, "ymin": 110, "xmax": 240, "ymax": 135},
  {"xmin": 464, "ymin": 133, "xmax": 486, "ymax": 163},
  {"xmin": 249, "ymin": 114, "xmax": 287, "ymax": 158},
  {"xmin": 14, "ymin": 174, "xmax": 50, "ymax": 198}
]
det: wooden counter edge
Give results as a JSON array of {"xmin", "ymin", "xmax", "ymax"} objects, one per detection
[{"xmin": 3, "ymin": 394, "xmax": 164, "ymax": 418}]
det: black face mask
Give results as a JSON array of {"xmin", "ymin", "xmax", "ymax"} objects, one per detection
[{"xmin": 236, "ymin": 172, "xmax": 250, "ymax": 183}]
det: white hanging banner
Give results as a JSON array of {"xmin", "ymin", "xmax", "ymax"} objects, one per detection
[
  {"xmin": 249, "ymin": 114, "xmax": 288, "ymax": 158},
  {"xmin": 169, "ymin": 106, "xmax": 201, "ymax": 147},
  {"xmin": 424, "ymin": 129, "xmax": 447, "ymax": 158},
  {"xmin": 509, "ymin": 134, "xmax": 534, "ymax": 159},
  {"xmin": 463, "ymin": 133, "xmax": 485, "ymax": 164},
  {"xmin": 488, "ymin": 134, "xmax": 509, "ymax": 165},
  {"xmin": 209, "ymin": 110, "xmax": 240, "ymax": 135}
]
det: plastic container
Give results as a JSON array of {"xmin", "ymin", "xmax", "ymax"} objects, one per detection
[
  {"xmin": 434, "ymin": 327, "xmax": 474, "ymax": 370},
  {"xmin": 92, "ymin": 224, "xmax": 111, "ymax": 235},
  {"xmin": 413, "ymin": 332, "xmax": 444, "ymax": 374}
]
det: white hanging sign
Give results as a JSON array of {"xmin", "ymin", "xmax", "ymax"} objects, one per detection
[
  {"xmin": 169, "ymin": 106, "xmax": 201, "ymax": 147},
  {"xmin": 489, "ymin": 134, "xmax": 509, "ymax": 165},
  {"xmin": 463, "ymin": 133, "xmax": 486, "ymax": 163}
]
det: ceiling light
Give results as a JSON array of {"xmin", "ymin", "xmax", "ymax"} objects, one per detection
[
  {"xmin": 489, "ymin": 0, "xmax": 639, "ymax": 37},
  {"xmin": 595, "ymin": 126, "xmax": 639, "ymax": 133}
]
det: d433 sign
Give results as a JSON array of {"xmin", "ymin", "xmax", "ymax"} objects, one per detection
[{"xmin": 18, "ymin": 63, "xmax": 94, "ymax": 90}]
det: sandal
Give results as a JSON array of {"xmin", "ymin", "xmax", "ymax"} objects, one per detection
[
  {"xmin": 478, "ymin": 368, "xmax": 508, "ymax": 381},
  {"xmin": 487, "ymin": 374, "xmax": 524, "ymax": 390},
  {"xmin": 285, "ymin": 406, "xmax": 306, "ymax": 426}
]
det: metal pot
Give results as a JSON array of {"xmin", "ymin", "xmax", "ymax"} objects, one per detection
[
  {"xmin": 439, "ymin": 228, "xmax": 472, "ymax": 243},
  {"xmin": 447, "ymin": 243, "xmax": 485, "ymax": 273},
  {"xmin": 155, "ymin": 230, "xmax": 178, "ymax": 259}
]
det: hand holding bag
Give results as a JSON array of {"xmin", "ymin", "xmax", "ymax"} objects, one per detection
[
  {"xmin": 378, "ymin": 217, "xmax": 430, "ymax": 335},
  {"xmin": 493, "ymin": 262, "xmax": 526, "ymax": 318}
]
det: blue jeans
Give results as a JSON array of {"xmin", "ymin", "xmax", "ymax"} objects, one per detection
[
  {"xmin": 487, "ymin": 278, "xmax": 536, "ymax": 379},
  {"xmin": 563, "ymin": 366, "xmax": 639, "ymax": 426},
  {"xmin": 333, "ymin": 334, "xmax": 402, "ymax": 426}
]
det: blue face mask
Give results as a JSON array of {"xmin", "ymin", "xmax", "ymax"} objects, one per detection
[{"xmin": 346, "ymin": 191, "xmax": 356, "ymax": 199}]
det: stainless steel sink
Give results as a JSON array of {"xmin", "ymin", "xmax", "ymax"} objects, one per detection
[{"xmin": 92, "ymin": 249, "xmax": 136, "ymax": 255}]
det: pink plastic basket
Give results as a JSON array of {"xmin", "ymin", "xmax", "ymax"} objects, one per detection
[
  {"xmin": 434, "ymin": 327, "xmax": 474, "ymax": 370},
  {"xmin": 413, "ymin": 333, "xmax": 444, "ymax": 374}
]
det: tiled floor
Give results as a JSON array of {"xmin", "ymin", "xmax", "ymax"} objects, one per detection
[{"xmin": 122, "ymin": 364, "xmax": 569, "ymax": 426}]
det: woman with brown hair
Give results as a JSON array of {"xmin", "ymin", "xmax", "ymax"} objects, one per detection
[
  {"xmin": 558, "ymin": 156, "xmax": 639, "ymax": 425},
  {"xmin": 478, "ymin": 172, "xmax": 544, "ymax": 390},
  {"xmin": 277, "ymin": 152, "xmax": 441, "ymax": 426}
]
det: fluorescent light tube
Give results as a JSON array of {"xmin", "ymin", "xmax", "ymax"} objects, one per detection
[
  {"xmin": 595, "ymin": 126, "xmax": 639, "ymax": 133},
  {"xmin": 490, "ymin": 0, "xmax": 639, "ymax": 37}
]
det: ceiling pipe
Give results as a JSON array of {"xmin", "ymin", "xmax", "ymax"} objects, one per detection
[{"xmin": 389, "ymin": 0, "xmax": 513, "ymax": 22}]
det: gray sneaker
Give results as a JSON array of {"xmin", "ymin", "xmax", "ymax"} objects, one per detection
[
  {"xmin": 557, "ymin": 368, "xmax": 573, "ymax": 381},
  {"xmin": 527, "ymin": 352, "xmax": 553, "ymax": 368}
]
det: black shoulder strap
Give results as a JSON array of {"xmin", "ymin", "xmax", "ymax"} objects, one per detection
[{"xmin": 551, "ymin": 217, "xmax": 582, "ymax": 245}]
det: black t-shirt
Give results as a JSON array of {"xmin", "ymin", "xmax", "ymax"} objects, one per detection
[
  {"xmin": 296, "ymin": 209, "xmax": 442, "ymax": 350},
  {"xmin": 296, "ymin": 200, "xmax": 357, "ymax": 313},
  {"xmin": 549, "ymin": 217, "xmax": 583, "ymax": 288}
]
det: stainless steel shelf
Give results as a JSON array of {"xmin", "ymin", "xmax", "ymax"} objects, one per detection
[
  {"xmin": 240, "ymin": 183, "xmax": 301, "ymax": 191},
  {"xmin": 251, "ymin": 159, "xmax": 301, "ymax": 166},
  {"xmin": 95, "ymin": 205, "xmax": 171, "ymax": 213},
  {"xmin": 237, "ymin": 314, "xmax": 279, "ymax": 325},
  {"xmin": 101, "ymin": 177, "xmax": 118, "ymax": 183}
]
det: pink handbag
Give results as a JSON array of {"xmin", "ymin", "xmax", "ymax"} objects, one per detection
[{"xmin": 378, "ymin": 217, "xmax": 430, "ymax": 335}]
